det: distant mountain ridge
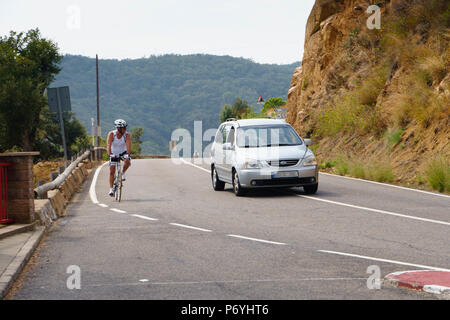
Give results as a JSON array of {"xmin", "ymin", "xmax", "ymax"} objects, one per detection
[{"xmin": 52, "ymin": 54, "xmax": 299, "ymax": 154}]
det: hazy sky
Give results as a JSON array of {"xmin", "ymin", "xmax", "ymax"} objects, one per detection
[{"xmin": 0, "ymin": 0, "xmax": 315, "ymax": 64}]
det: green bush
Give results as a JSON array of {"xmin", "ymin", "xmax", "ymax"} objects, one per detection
[
  {"xmin": 424, "ymin": 156, "xmax": 450, "ymax": 192},
  {"xmin": 318, "ymin": 160, "xmax": 336, "ymax": 170},
  {"xmin": 385, "ymin": 128, "xmax": 404, "ymax": 146}
]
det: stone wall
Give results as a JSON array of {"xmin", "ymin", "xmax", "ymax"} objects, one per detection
[
  {"xmin": 34, "ymin": 160, "xmax": 94, "ymax": 227},
  {"xmin": 0, "ymin": 152, "xmax": 39, "ymax": 224}
]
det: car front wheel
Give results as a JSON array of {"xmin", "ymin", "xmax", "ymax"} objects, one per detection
[{"xmin": 233, "ymin": 170, "xmax": 246, "ymax": 196}]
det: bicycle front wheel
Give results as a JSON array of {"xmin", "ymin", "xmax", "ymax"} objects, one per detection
[{"xmin": 115, "ymin": 172, "xmax": 122, "ymax": 202}]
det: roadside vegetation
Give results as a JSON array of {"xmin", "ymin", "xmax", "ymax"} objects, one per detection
[
  {"xmin": 320, "ymin": 154, "xmax": 395, "ymax": 183},
  {"xmin": 130, "ymin": 126, "xmax": 144, "ymax": 156}
]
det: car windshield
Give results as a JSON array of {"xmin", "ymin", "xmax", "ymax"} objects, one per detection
[{"xmin": 236, "ymin": 125, "xmax": 303, "ymax": 148}]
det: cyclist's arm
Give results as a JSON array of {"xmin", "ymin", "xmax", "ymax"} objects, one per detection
[
  {"xmin": 125, "ymin": 132, "xmax": 131, "ymax": 155},
  {"xmin": 107, "ymin": 131, "xmax": 114, "ymax": 156}
]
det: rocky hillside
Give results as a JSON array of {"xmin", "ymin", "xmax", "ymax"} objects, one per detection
[{"xmin": 286, "ymin": 0, "xmax": 449, "ymax": 192}]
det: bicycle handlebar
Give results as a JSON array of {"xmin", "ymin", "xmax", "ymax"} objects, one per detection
[{"xmin": 110, "ymin": 151, "xmax": 129, "ymax": 161}]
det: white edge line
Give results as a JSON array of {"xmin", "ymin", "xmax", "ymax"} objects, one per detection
[
  {"xmin": 110, "ymin": 208, "xmax": 127, "ymax": 214},
  {"xmin": 300, "ymin": 195, "xmax": 450, "ymax": 226},
  {"xmin": 181, "ymin": 159, "xmax": 450, "ymax": 199},
  {"xmin": 318, "ymin": 250, "xmax": 450, "ymax": 272},
  {"xmin": 170, "ymin": 223, "xmax": 212, "ymax": 232},
  {"xmin": 180, "ymin": 158, "xmax": 210, "ymax": 173},
  {"xmin": 179, "ymin": 156, "xmax": 450, "ymax": 227},
  {"xmin": 98, "ymin": 203, "xmax": 108, "ymax": 208},
  {"xmin": 228, "ymin": 234, "xmax": 287, "ymax": 246},
  {"xmin": 320, "ymin": 172, "xmax": 450, "ymax": 199},
  {"xmin": 89, "ymin": 162, "xmax": 108, "ymax": 204},
  {"xmin": 131, "ymin": 214, "xmax": 158, "ymax": 221}
]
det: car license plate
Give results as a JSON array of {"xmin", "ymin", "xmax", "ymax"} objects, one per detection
[{"xmin": 272, "ymin": 171, "xmax": 298, "ymax": 178}]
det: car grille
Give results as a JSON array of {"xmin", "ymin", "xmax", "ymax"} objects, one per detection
[
  {"xmin": 267, "ymin": 159, "xmax": 299, "ymax": 167},
  {"xmin": 252, "ymin": 177, "xmax": 316, "ymax": 186}
]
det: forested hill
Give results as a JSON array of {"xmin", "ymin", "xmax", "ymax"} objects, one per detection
[{"xmin": 51, "ymin": 54, "xmax": 299, "ymax": 154}]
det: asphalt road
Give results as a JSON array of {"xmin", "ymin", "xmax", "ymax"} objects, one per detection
[{"xmin": 11, "ymin": 159, "xmax": 450, "ymax": 299}]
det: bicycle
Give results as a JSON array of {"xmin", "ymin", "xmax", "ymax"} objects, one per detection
[{"xmin": 111, "ymin": 151, "xmax": 127, "ymax": 202}]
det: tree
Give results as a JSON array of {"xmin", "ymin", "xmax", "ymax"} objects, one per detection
[
  {"xmin": 35, "ymin": 106, "xmax": 90, "ymax": 159},
  {"xmin": 219, "ymin": 97, "xmax": 251, "ymax": 123},
  {"xmin": 219, "ymin": 104, "xmax": 234, "ymax": 123},
  {"xmin": 0, "ymin": 29, "xmax": 62, "ymax": 152},
  {"xmin": 231, "ymin": 97, "xmax": 250, "ymax": 118},
  {"xmin": 130, "ymin": 126, "xmax": 144, "ymax": 155},
  {"xmin": 261, "ymin": 97, "xmax": 286, "ymax": 114}
]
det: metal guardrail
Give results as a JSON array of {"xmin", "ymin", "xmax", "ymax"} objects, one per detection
[{"xmin": 34, "ymin": 147, "xmax": 106, "ymax": 199}]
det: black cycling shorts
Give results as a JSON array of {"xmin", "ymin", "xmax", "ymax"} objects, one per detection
[{"xmin": 109, "ymin": 155, "xmax": 131, "ymax": 166}]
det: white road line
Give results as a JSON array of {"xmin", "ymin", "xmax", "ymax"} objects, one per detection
[
  {"xmin": 170, "ymin": 223, "xmax": 212, "ymax": 232},
  {"xmin": 98, "ymin": 203, "xmax": 108, "ymax": 208},
  {"xmin": 299, "ymin": 194, "xmax": 450, "ymax": 226},
  {"xmin": 131, "ymin": 214, "xmax": 158, "ymax": 221},
  {"xmin": 89, "ymin": 162, "xmax": 108, "ymax": 204},
  {"xmin": 228, "ymin": 234, "xmax": 287, "ymax": 246},
  {"xmin": 320, "ymin": 172, "xmax": 450, "ymax": 199},
  {"xmin": 110, "ymin": 208, "xmax": 127, "ymax": 214},
  {"xmin": 83, "ymin": 277, "xmax": 368, "ymax": 288},
  {"xmin": 318, "ymin": 250, "xmax": 450, "ymax": 272},
  {"xmin": 182, "ymin": 159, "xmax": 450, "ymax": 227},
  {"xmin": 180, "ymin": 158, "xmax": 210, "ymax": 173}
]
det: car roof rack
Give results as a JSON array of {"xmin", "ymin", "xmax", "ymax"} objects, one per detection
[{"xmin": 226, "ymin": 118, "xmax": 237, "ymax": 122}]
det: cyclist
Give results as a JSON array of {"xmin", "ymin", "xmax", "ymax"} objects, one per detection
[{"xmin": 107, "ymin": 119, "xmax": 131, "ymax": 196}]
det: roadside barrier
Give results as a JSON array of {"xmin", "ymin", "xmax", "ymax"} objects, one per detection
[{"xmin": 34, "ymin": 147, "xmax": 106, "ymax": 199}]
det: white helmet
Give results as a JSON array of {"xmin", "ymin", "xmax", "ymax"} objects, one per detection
[{"xmin": 114, "ymin": 119, "xmax": 127, "ymax": 128}]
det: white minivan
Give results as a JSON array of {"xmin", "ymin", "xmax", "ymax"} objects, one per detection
[{"xmin": 210, "ymin": 118, "xmax": 319, "ymax": 196}]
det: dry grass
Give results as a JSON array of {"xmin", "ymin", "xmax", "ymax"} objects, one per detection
[
  {"xmin": 391, "ymin": 69, "xmax": 449, "ymax": 128},
  {"xmin": 419, "ymin": 54, "xmax": 448, "ymax": 83}
]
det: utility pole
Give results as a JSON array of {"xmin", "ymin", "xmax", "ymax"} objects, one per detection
[
  {"xmin": 96, "ymin": 54, "xmax": 101, "ymax": 159},
  {"xmin": 56, "ymin": 88, "xmax": 68, "ymax": 167}
]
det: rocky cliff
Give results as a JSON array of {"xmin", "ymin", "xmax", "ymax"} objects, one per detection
[{"xmin": 287, "ymin": 0, "xmax": 449, "ymax": 191}]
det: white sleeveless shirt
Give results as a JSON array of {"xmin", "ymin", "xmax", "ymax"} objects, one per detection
[{"xmin": 111, "ymin": 130, "xmax": 127, "ymax": 155}]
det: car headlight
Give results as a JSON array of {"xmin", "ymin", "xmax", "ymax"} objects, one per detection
[
  {"xmin": 302, "ymin": 155, "xmax": 317, "ymax": 166},
  {"xmin": 244, "ymin": 159, "xmax": 269, "ymax": 169}
]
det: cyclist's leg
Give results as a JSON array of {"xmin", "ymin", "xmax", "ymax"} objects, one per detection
[
  {"xmin": 123, "ymin": 158, "xmax": 130, "ymax": 173},
  {"xmin": 109, "ymin": 164, "xmax": 116, "ymax": 188}
]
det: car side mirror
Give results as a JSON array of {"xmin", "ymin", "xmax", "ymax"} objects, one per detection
[{"xmin": 304, "ymin": 139, "xmax": 312, "ymax": 146}]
